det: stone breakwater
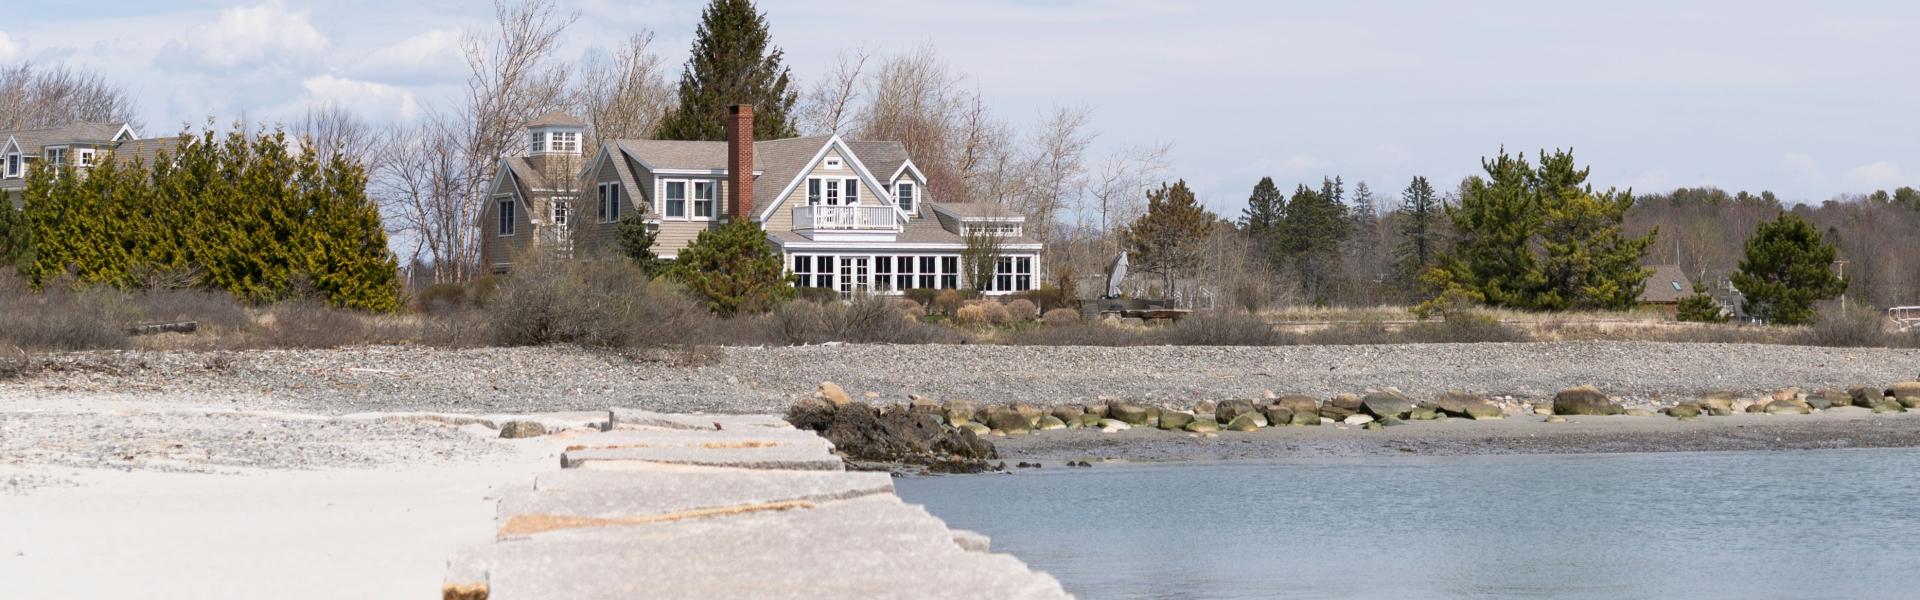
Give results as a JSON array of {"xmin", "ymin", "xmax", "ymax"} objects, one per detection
[
  {"xmin": 792, "ymin": 380, "xmax": 1920, "ymax": 445},
  {"xmin": 442, "ymin": 408, "xmax": 1069, "ymax": 600}
]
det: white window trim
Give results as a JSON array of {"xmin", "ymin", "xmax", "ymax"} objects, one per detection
[
  {"xmin": 551, "ymin": 130, "xmax": 579, "ymax": 154},
  {"xmin": 661, "ymin": 178, "xmax": 719, "ymax": 221},
  {"xmin": 894, "ymin": 180, "xmax": 917, "ymax": 214},
  {"xmin": 598, "ymin": 182, "xmax": 625, "ymax": 223},
  {"xmin": 496, "ymin": 195, "xmax": 517, "ymax": 236},
  {"xmin": 692, "ymin": 180, "xmax": 717, "ymax": 220},
  {"xmin": 806, "ymin": 176, "xmax": 862, "ymax": 206},
  {"xmin": 4, "ymin": 153, "xmax": 19, "ymax": 178},
  {"xmin": 76, "ymin": 149, "xmax": 96, "ymax": 167},
  {"xmin": 824, "ymin": 157, "xmax": 843, "ymax": 170}
]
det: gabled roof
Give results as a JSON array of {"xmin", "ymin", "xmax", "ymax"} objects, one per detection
[
  {"xmin": 844, "ymin": 140, "xmax": 909, "ymax": 183},
  {"xmin": 527, "ymin": 112, "xmax": 585, "ymax": 128},
  {"xmin": 1640, "ymin": 264, "xmax": 1693, "ymax": 303},
  {"xmin": 109, "ymin": 137, "xmax": 183, "ymax": 168},
  {"xmin": 1, "ymin": 122, "xmax": 132, "ymax": 155}
]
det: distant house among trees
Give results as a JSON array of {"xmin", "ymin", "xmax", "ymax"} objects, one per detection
[
  {"xmin": 0, "ymin": 121, "xmax": 177, "ymax": 208},
  {"xmin": 1636, "ymin": 264, "xmax": 1693, "ymax": 312}
]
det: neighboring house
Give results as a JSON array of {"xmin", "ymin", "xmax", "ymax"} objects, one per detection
[
  {"xmin": 479, "ymin": 105, "xmax": 1045, "ymax": 295},
  {"xmin": 1638, "ymin": 264, "xmax": 1693, "ymax": 312},
  {"xmin": 1, "ymin": 121, "xmax": 177, "ymax": 209}
]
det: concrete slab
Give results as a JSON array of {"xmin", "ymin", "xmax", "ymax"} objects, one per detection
[
  {"xmin": 450, "ymin": 496, "xmax": 1070, "ymax": 600},
  {"xmin": 607, "ymin": 408, "xmax": 790, "ymax": 431},
  {"xmin": 556, "ymin": 428, "xmax": 842, "ymax": 471},
  {"xmin": 498, "ymin": 470, "xmax": 895, "ymax": 537},
  {"xmin": 561, "ymin": 427, "xmax": 831, "ymax": 449}
]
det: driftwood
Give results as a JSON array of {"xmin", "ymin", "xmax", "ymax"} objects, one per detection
[{"xmin": 128, "ymin": 321, "xmax": 199, "ymax": 336}]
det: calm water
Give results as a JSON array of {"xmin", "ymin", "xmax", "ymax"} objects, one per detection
[{"xmin": 895, "ymin": 449, "xmax": 1920, "ymax": 600}]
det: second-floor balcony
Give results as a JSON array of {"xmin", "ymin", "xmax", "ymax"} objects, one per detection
[{"xmin": 793, "ymin": 204, "xmax": 897, "ymax": 231}]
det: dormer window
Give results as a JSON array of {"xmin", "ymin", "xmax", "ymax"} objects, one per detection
[
  {"xmin": 530, "ymin": 132, "xmax": 547, "ymax": 154},
  {"xmin": 5, "ymin": 153, "xmax": 19, "ymax": 178},
  {"xmin": 551, "ymin": 131, "xmax": 578, "ymax": 153},
  {"xmin": 895, "ymin": 182, "xmax": 916, "ymax": 213}
]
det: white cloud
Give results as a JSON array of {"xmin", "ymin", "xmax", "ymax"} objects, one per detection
[
  {"xmin": 155, "ymin": 2, "xmax": 329, "ymax": 71},
  {"xmin": 351, "ymin": 29, "xmax": 465, "ymax": 84},
  {"xmin": 299, "ymin": 75, "xmax": 420, "ymax": 122},
  {"xmin": 1844, "ymin": 161, "xmax": 1904, "ymax": 188},
  {"xmin": 0, "ymin": 31, "xmax": 19, "ymax": 62}
]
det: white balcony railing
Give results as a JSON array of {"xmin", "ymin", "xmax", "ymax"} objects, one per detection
[{"xmin": 793, "ymin": 205, "xmax": 896, "ymax": 231}]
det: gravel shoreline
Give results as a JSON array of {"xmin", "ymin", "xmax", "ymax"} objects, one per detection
[{"xmin": 5, "ymin": 342, "xmax": 1917, "ymax": 414}]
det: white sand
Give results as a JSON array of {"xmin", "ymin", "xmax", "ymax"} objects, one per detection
[{"xmin": 0, "ymin": 433, "xmax": 566, "ymax": 599}]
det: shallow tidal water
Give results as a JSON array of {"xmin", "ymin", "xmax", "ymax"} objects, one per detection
[{"xmin": 895, "ymin": 448, "xmax": 1920, "ymax": 600}]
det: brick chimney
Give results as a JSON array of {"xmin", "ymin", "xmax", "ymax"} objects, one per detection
[{"xmin": 725, "ymin": 104, "xmax": 754, "ymax": 220}]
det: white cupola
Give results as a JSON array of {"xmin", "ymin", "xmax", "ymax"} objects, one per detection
[{"xmin": 525, "ymin": 112, "xmax": 585, "ymax": 157}]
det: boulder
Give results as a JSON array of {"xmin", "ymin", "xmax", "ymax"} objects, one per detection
[
  {"xmin": 987, "ymin": 408, "xmax": 1032, "ymax": 434},
  {"xmin": 1328, "ymin": 393, "xmax": 1364, "ymax": 411},
  {"xmin": 1667, "ymin": 402, "xmax": 1702, "ymax": 419},
  {"xmin": 1848, "ymin": 387, "xmax": 1881, "ymax": 407},
  {"xmin": 785, "ymin": 401, "xmax": 997, "ymax": 472},
  {"xmin": 1552, "ymin": 386, "xmax": 1621, "ymax": 416},
  {"xmin": 1408, "ymin": 405, "xmax": 1440, "ymax": 421},
  {"xmin": 1084, "ymin": 401, "xmax": 1111, "ymax": 419},
  {"xmin": 1430, "ymin": 391, "xmax": 1484, "ymax": 416},
  {"xmin": 1225, "ymin": 413, "xmax": 1262, "ymax": 432},
  {"xmin": 1361, "ymin": 390, "xmax": 1416, "ymax": 420},
  {"xmin": 498, "ymin": 420, "xmax": 549, "ymax": 438},
  {"xmin": 1080, "ymin": 413, "xmax": 1104, "ymax": 428},
  {"xmin": 1270, "ymin": 394, "xmax": 1320, "ymax": 416},
  {"xmin": 1872, "ymin": 400, "xmax": 1907, "ymax": 414},
  {"xmin": 1745, "ymin": 402, "xmax": 1769, "ymax": 413},
  {"xmin": 1289, "ymin": 411, "xmax": 1322, "ymax": 426},
  {"xmin": 959, "ymin": 422, "xmax": 991, "ymax": 436},
  {"xmin": 1184, "ymin": 420, "xmax": 1221, "ymax": 433},
  {"xmin": 1624, "ymin": 408, "xmax": 1656, "ymax": 417},
  {"xmin": 1377, "ymin": 416, "xmax": 1405, "ymax": 427},
  {"xmin": 1772, "ymin": 388, "xmax": 1802, "ymax": 402},
  {"xmin": 1890, "ymin": 382, "xmax": 1920, "ymax": 401},
  {"xmin": 1904, "ymin": 397, "xmax": 1920, "ymax": 410},
  {"xmin": 1343, "ymin": 414, "xmax": 1375, "ymax": 426},
  {"xmin": 816, "ymin": 381, "xmax": 854, "ymax": 406},
  {"xmin": 1108, "ymin": 401, "xmax": 1151, "ymax": 426},
  {"xmin": 1216, "ymin": 399, "xmax": 1258, "ymax": 424},
  {"xmin": 908, "ymin": 394, "xmax": 942, "ymax": 416},
  {"xmin": 1697, "ymin": 391, "xmax": 1736, "ymax": 416},
  {"xmin": 1050, "ymin": 404, "xmax": 1086, "ymax": 425},
  {"xmin": 1807, "ymin": 389, "xmax": 1848, "ymax": 411},
  {"xmin": 1097, "ymin": 419, "xmax": 1131, "ymax": 432},
  {"xmin": 1764, "ymin": 400, "xmax": 1811, "ymax": 415},
  {"xmin": 1009, "ymin": 402, "xmax": 1045, "ymax": 428},
  {"xmin": 1158, "ymin": 410, "xmax": 1196, "ymax": 431},
  {"xmin": 1262, "ymin": 406, "xmax": 1294, "ymax": 425},
  {"xmin": 1193, "ymin": 400, "xmax": 1218, "ymax": 414},
  {"xmin": 1462, "ymin": 402, "xmax": 1504, "ymax": 420},
  {"xmin": 1036, "ymin": 416, "xmax": 1068, "ymax": 431}
]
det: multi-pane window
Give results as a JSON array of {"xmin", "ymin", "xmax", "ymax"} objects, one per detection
[
  {"xmin": 5, "ymin": 153, "xmax": 16, "ymax": 177},
  {"xmin": 77, "ymin": 150, "xmax": 95, "ymax": 167},
  {"xmin": 895, "ymin": 182, "xmax": 915, "ymax": 212},
  {"xmin": 552, "ymin": 201, "xmax": 569, "ymax": 227},
  {"xmin": 792, "ymin": 255, "xmax": 814, "ymax": 288},
  {"xmin": 940, "ymin": 257, "xmax": 959, "ymax": 290},
  {"xmin": 896, "ymin": 256, "xmax": 916, "ymax": 290},
  {"xmin": 918, "ymin": 257, "xmax": 937, "ymax": 289},
  {"xmin": 807, "ymin": 179, "xmax": 821, "ymax": 205},
  {"xmin": 498, "ymin": 199, "xmax": 516, "ymax": 235},
  {"xmin": 996, "ymin": 257, "xmax": 1014, "ymax": 292},
  {"xmin": 529, "ymin": 131, "xmax": 546, "ymax": 154},
  {"xmin": 808, "ymin": 177, "xmax": 860, "ymax": 205},
  {"xmin": 1014, "ymin": 256, "xmax": 1033, "ymax": 291},
  {"xmin": 46, "ymin": 148, "xmax": 65, "ymax": 168},
  {"xmin": 874, "ymin": 257, "xmax": 893, "ymax": 291},
  {"xmin": 664, "ymin": 181, "xmax": 687, "ymax": 218},
  {"xmin": 552, "ymin": 131, "xmax": 578, "ymax": 153},
  {"xmin": 692, "ymin": 181, "xmax": 716, "ymax": 219},
  {"xmin": 598, "ymin": 182, "xmax": 623, "ymax": 222}
]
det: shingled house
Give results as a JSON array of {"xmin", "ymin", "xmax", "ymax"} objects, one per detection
[
  {"xmin": 479, "ymin": 105, "xmax": 1044, "ymax": 295},
  {"xmin": 1, "ymin": 121, "xmax": 178, "ymax": 209}
]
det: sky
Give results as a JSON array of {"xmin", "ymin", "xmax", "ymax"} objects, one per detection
[{"xmin": 5, "ymin": 0, "xmax": 1918, "ymax": 216}]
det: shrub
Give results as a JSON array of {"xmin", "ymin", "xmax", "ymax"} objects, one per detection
[
  {"xmin": 981, "ymin": 301, "xmax": 1013, "ymax": 325},
  {"xmin": 1042, "ymin": 307, "xmax": 1080, "ymax": 326},
  {"xmin": 262, "ymin": 301, "xmax": 377, "ymax": 349},
  {"xmin": 1400, "ymin": 314, "xmax": 1530, "ymax": 343},
  {"xmin": 1154, "ymin": 311, "xmax": 1294, "ymax": 346},
  {"xmin": 1792, "ymin": 307, "xmax": 1888, "ymax": 348},
  {"xmin": 1676, "ymin": 283, "xmax": 1728, "ymax": 323},
  {"xmin": 486, "ymin": 258, "xmax": 731, "ymax": 348},
  {"xmin": 933, "ymin": 289, "xmax": 966, "ymax": 316},
  {"xmin": 904, "ymin": 288, "xmax": 939, "ymax": 309},
  {"xmin": 1006, "ymin": 299, "xmax": 1039, "ymax": 322},
  {"xmin": 131, "ymin": 287, "xmax": 252, "ymax": 330},
  {"xmin": 0, "ymin": 275, "xmax": 132, "ymax": 350},
  {"xmin": 1017, "ymin": 285, "xmax": 1075, "ymax": 313},
  {"xmin": 1000, "ymin": 320, "xmax": 1142, "ymax": 346},
  {"xmin": 417, "ymin": 282, "xmax": 467, "ymax": 314},
  {"xmin": 794, "ymin": 287, "xmax": 841, "ymax": 304},
  {"xmin": 954, "ymin": 303, "xmax": 991, "ymax": 325},
  {"xmin": 774, "ymin": 295, "xmax": 954, "ymax": 344},
  {"xmin": 669, "ymin": 220, "xmax": 793, "ymax": 316}
]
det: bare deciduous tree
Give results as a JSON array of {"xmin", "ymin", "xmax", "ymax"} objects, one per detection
[
  {"xmin": 797, "ymin": 46, "xmax": 871, "ymax": 136},
  {"xmin": 0, "ymin": 62, "xmax": 141, "ymax": 131},
  {"xmin": 292, "ymin": 102, "xmax": 378, "ymax": 167},
  {"xmin": 573, "ymin": 31, "xmax": 674, "ymax": 144}
]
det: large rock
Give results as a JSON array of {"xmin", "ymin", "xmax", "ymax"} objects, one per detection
[
  {"xmin": 1553, "ymin": 386, "xmax": 1621, "ymax": 416},
  {"xmin": 1009, "ymin": 402, "xmax": 1045, "ymax": 428},
  {"xmin": 1158, "ymin": 410, "xmax": 1196, "ymax": 431},
  {"xmin": 1225, "ymin": 413, "xmax": 1262, "ymax": 432},
  {"xmin": 1889, "ymin": 382, "xmax": 1920, "ymax": 401},
  {"xmin": 943, "ymin": 400, "xmax": 979, "ymax": 426},
  {"xmin": 1269, "ymin": 394, "xmax": 1319, "ymax": 416},
  {"xmin": 1697, "ymin": 392, "xmax": 1736, "ymax": 416},
  {"xmin": 1321, "ymin": 393, "xmax": 1360, "ymax": 421},
  {"xmin": 1343, "ymin": 414, "xmax": 1375, "ymax": 426},
  {"xmin": 498, "ymin": 420, "xmax": 549, "ymax": 439},
  {"xmin": 1871, "ymin": 400, "xmax": 1907, "ymax": 414},
  {"xmin": 1408, "ymin": 405, "xmax": 1440, "ymax": 421},
  {"xmin": 1049, "ymin": 404, "xmax": 1086, "ymax": 425},
  {"xmin": 1216, "ymin": 399, "xmax": 1258, "ymax": 424},
  {"xmin": 816, "ymin": 381, "xmax": 854, "ymax": 406},
  {"xmin": 1184, "ymin": 420, "xmax": 1221, "ymax": 433},
  {"xmin": 1097, "ymin": 419, "xmax": 1131, "ymax": 432},
  {"xmin": 987, "ymin": 408, "xmax": 1033, "ymax": 434},
  {"xmin": 1849, "ymin": 387, "xmax": 1881, "ymax": 408},
  {"xmin": 1764, "ymin": 400, "xmax": 1811, "ymax": 415},
  {"xmin": 1192, "ymin": 400, "xmax": 1217, "ymax": 414},
  {"xmin": 786, "ymin": 402, "xmax": 997, "ymax": 472},
  {"xmin": 1108, "ymin": 401, "xmax": 1151, "ymax": 426},
  {"xmin": 1289, "ymin": 411, "xmax": 1322, "ymax": 427},
  {"xmin": 1667, "ymin": 402, "xmax": 1703, "ymax": 419},
  {"xmin": 1084, "ymin": 401, "xmax": 1110, "ymax": 419},
  {"xmin": 1433, "ymin": 391, "xmax": 1502, "ymax": 420},
  {"xmin": 1807, "ymin": 389, "xmax": 1848, "ymax": 410},
  {"xmin": 1361, "ymin": 390, "xmax": 1416, "ymax": 420},
  {"xmin": 1035, "ymin": 416, "xmax": 1068, "ymax": 431},
  {"xmin": 1262, "ymin": 405, "xmax": 1294, "ymax": 426}
]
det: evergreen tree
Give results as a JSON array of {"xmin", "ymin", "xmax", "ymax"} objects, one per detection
[
  {"xmin": 1427, "ymin": 149, "xmax": 1651, "ymax": 311},
  {"xmin": 670, "ymin": 219, "xmax": 793, "ymax": 316},
  {"xmin": 1239, "ymin": 176, "xmax": 1284, "ymax": 271},
  {"xmin": 1676, "ymin": 283, "xmax": 1727, "ymax": 323},
  {"xmin": 1397, "ymin": 175, "xmax": 1440, "ymax": 279},
  {"xmin": 0, "ymin": 194, "xmax": 24, "ymax": 268},
  {"xmin": 1730, "ymin": 212, "xmax": 1846, "ymax": 325},
  {"xmin": 655, "ymin": 0, "xmax": 799, "ymax": 141},
  {"xmin": 615, "ymin": 214, "xmax": 667, "ymax": 276},
  {"xmin": 1279, "ymin": 180, "xmax": 1349, "ymax": 301},
  {"xmin": 1124, "ymin": 180, "xmax": 1216, "ymax": 302}
]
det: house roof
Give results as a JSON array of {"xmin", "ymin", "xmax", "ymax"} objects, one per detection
[
  {"xmin": 502, "ymin": 157, "xmax": 550, "ymax": 198},
  {"xmin": 527, "ymin": 112, "xmax": 585, "ymax": 128},
  {"xmin": 844, "ymin": 140, "xmax": 909, "ymax": 182},
  {"xmin": 611, "ymin": 136, "xmax": 837, "ymax": 211},
  {"xmin": 109, "ymin": 137, "xmax": 182, "ymax": 167},
  {"xmin": 2, "ymin": 122, "xmax": 130, "ymax": 155},
  {"xmin": 932, "ymin": 202, "xmax": 1023, "ymax": 220},
  {"xmin": 1640, "ymin": 264, "xmax": 1693, "ymax": 303}
]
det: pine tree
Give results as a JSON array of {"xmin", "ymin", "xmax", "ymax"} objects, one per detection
[
  {"xmin": 1396, "ymin": 175, "xmax": 1439, "ymax": 279},
  {"xmin": 1730, "ymin": 212, "xmax": 1846, "ymax": 325},
  {"xmin": 671, "ymin": 219, "xmax": 793, "ymax": 316},
  {"xmin": 1432, "ymin": 154, "xmax": 1544, "ymax": 308},
  {"xmin": 1279, "ymin": 180, "xmax": 1350, "ymax": 302},
  {"xmin": 1239, "ymin": 176, "xmax": 1284, "ymax": 271},
  {"xmin": 0, "ymin": 193, "xmax": 24, "ymax": 268},
  {"xmin": 1124, "ymin": 180, "xmax": 1216, "ymax": 302},
  {"xmin": 655, "ymin": 0, "xmax": 799, "ymax": 141},
  {"xmin": 1676, "ymin": 283, "xmax": 1727, "ymax": 323},
  {"xmin": 615, "ymin": 214, "xmax": 666, "ymax": 276}
]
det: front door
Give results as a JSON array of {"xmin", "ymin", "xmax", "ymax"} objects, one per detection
[{"xmin": 838, "ymin": 256, "xmax": 869, "ymax": 296}]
